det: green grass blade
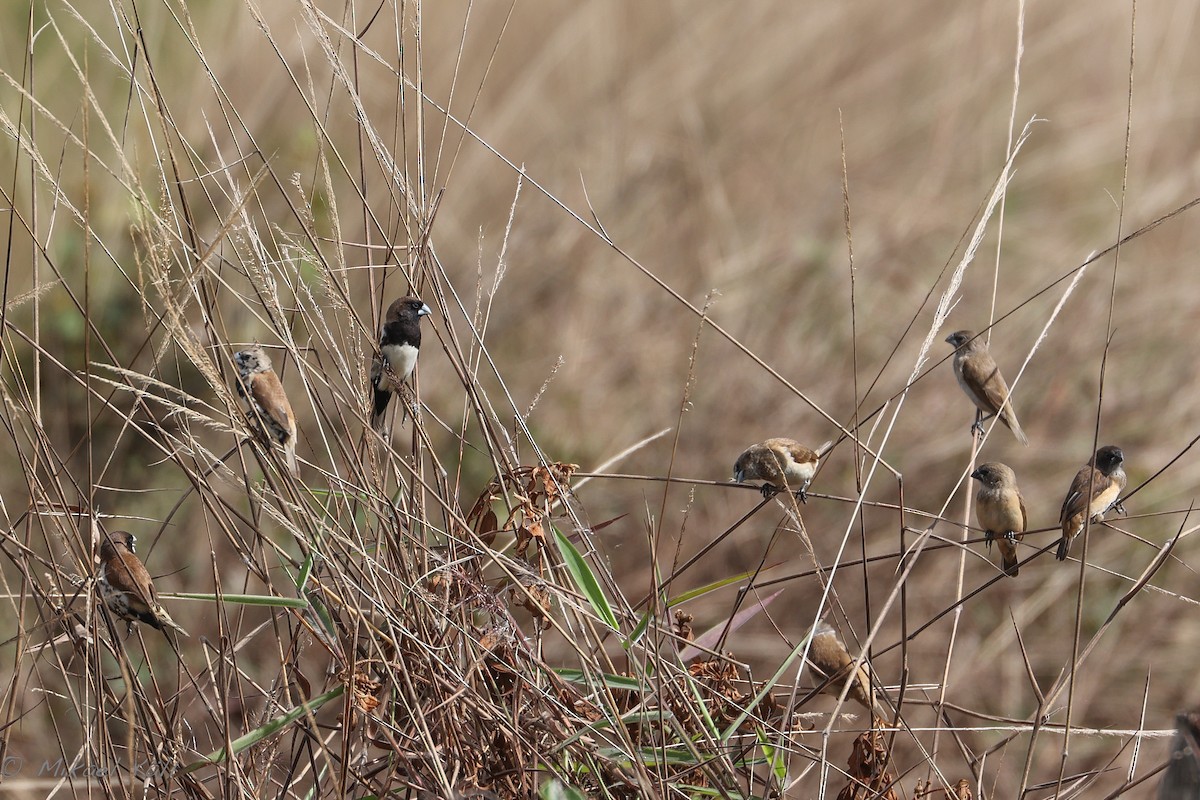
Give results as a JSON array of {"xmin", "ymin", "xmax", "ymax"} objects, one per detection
[
  {"xmin": 540, "ymin": 779, "xmax": 588, "ymax": 800},
  {"xmin": 167, "ymin": 593, "xmax": 309, "ymax": 609},
  {"xmin": 182, "ymin": 685, "xmax": 345, "ymax": 772},
  {"xmin": 552, "ymin": 525, "xmax": 618, "ymax": 630}
]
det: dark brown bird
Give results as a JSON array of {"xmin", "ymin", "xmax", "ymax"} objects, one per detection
[
  {"xmin": 98, "ymin": 531, "xmax": 187, "ymax": 636},
  {"xmin": 808, "ymin": 621, "xmax": 883, "ymax": 717},
  {"xmin": 733, "ymin": 438, "xmax": 831, "ymax": 503},
  {"xmin": 971, "ymin": 462, "xmax": 1027, "ymax": 577},
  {"xmin": 1058, "ymin": 445, "xmax": 1127, "ymax": 561},
  {"xmin": 234, "ymin": 345, "xmax": 298, "ymax": 477},
  {"xmin": 945, "ymin": 330, "xmax": 1029, "ymax": 445},
  {"xmin": 1159, "ymin": 709, "xmax": 1200, "ymax": 800},
  {"xmin": 370, "ymin": 296, "xmax": 432, "ymax": 430}
]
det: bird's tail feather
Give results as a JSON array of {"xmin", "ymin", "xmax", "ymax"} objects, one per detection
[
  {"xmin": 1055, "ymin": 534, "xmax": 1072, "ymax": 561},
  {"xmin": 284, "ymin": 440, "xmax": 299, "ymax": 478},
  {"xmin": 1001, "ymin": 546, "xmax": 1020, "ymax": 577},
  {"xmin": 154, "ymin": 606, "xmax": 188, "ymax": 637}
]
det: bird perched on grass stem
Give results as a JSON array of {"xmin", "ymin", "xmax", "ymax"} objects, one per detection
[
  {"xmin": 1058, "ymin": 445, "xmax": 1127, "ymax": 561},
  {"xmin": 370, "ymin": 296, "xmax": 432, "ymax": 430},
  {"xmin": 944, "ymin": 330, "xmax": 1029, "ymax": 445},
  {"xmin": 234, "ymin": 345, "xmax": 299, "ymax": 477},
  {"xmin": 808, "ymin": 621, "xmax": 884, "ymax": 717},
  {"xmin": 970, "ymin": 462, "xmax": 1027, "ymax": 577},
  {"xmin": 98, "ymin": 531, "xmax": 187, "ymax": 637},
  {"xmin": 733, "ymin": 438, "xmax": 831, "ymax": 503}
]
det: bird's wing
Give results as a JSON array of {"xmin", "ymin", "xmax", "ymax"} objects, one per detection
[
  {"xmin": 119, "ymin": 551, "xmax": 159, "ymax": 606},
  {"xmin": 1061, "ymin": 466, "xmax": 1098, "ymax": 526},
  {"xmin": 251, "ymin": 372, "xmax": 296, "ymax": 436},
  {"xmin": 783, "ymin": 441, "xmax": 820, "ymax": 464},
  {"xmin": 958, "ymin": 352, "xmax": 1008, "ymax": 415}
]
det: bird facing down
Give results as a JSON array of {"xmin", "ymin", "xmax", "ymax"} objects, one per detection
[
  {"xmin": 808, "ymin": 621, "xmax": 884, "ymax": 717},
  {"xmin": 970, "ymin": 462, "xmax": 1027, "ymax": 577},
  {"xmin": 944, "ymin": 330, "xmax": 1029, "ymax": 446},
  {"xmin": 370, "ymin": 296, "xmax": 432, "ymax": 430},
  {"xmin": 1058, "ymin": 445, "xmax": 1127, "ymax": 561},
  {"xmin": 98, "ymin": 531, "xmax": 187, "ymax": 636},
  {"xmin": 234, "ymin": 345, "xmax": 299, "ymax": 477},
  {"xmin": 733, "ymin": 438, "xmax": 831, "ymax": 503}
]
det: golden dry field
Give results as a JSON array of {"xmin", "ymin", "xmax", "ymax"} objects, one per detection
[{"xmin": 1, "ymin": 1, "xmax": 1199, "ymax": 798}]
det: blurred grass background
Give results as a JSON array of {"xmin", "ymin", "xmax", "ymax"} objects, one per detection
[{"xmin": 1, "ymin": 0, "xmax": 1199, "ymax": 796}]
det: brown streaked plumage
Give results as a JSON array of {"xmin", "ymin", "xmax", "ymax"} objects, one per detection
[
  {"xmin": 971, "ymin": 462, "xmax": 1027, "ymax": 577},
  {"xmin": 733, "ymin": 438, "xmax": 831, "ymax": 503},
  {"xmin": 808, "ymin": 621, "xmax": 883, "ymax": 717},
  {"xmin": 370, "ymin": 296, "xmax": 432, "ymax": 430},
  {"xmin": 1058, "ymin": 445, "xmax": 1126, "ymax": 561},
  {"xmin": 945, "ymin": 330, "xmax": 1029, "ymax": 445},
  {"xmin": 98, "ymin": 531, "xmax": 187, "ymax": 636},
  {"xmin": 235, "ymin": 345, "xmax": 299, "ymax": 477}
]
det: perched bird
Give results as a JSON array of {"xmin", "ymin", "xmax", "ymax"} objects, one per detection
[
  {"xmin": 234, "ymin": 345, "xmax": 299, "ymax": 477},
  {"xmin": 98, "ymin": 531, "xmax": 187, "ymax": 636},
  {"xmin": 944, "ymin": 330, "xmax": 1029, "ymax": 445},
  {"xmin": 1159, "ymin": 709, "xmax": 1200, "ymax": 800},
  {"xmin": 970, "ymin": 462, "xmax": 1027, "ymax": 577},
  {"xmin": 1058, "ymin": 445, "xmax": 1127, "ymax": 561},
  {"xmin": 808, "ymin": 621, "xmax": 883, "ymax": 717},
  {"xmin": 733, "ymin": 438, "xmax": 831, "ymax": 503},
  {"xmin": 370, "ymin": 296, "xmax": 432, "ymax": 430}
]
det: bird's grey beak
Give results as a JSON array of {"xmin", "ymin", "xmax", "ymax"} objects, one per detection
[
  {"xmin": 419, "ymin": 304, "xmax": 432, "ymax": 317},
  {"xmin": 944, "ymin": 334, "xmax": 955, "ymax": 344},
  {"xmin": 733, "ymin": 469, "xmax": 744, "ymax": 483},
  {"xmin": 969, "ymin": 468, "xmax": 982, "ymax": 480}
]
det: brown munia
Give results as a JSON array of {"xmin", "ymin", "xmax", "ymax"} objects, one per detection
[
  {"xmin": 370, "ymin": 296, "xmax": 432, "ymax": 430},
  {"xmin": 733, "ymin": 438, "xmax": 831, "ymax": 503},
  {"xmin": 234, "ymin": 345, "xmax": 299, "ymax": 477},
  {"xmin": 808, "ymin": 621, "xmax": 883, "ymax": 717},
  {"xmin": 1058, "ymin": 445, "xmax": 1127, "ymax": 561},
  {"xmin": 945, "ymin": 330, "xmax": 1029, "ymax": 445},
  {"xmin": 98, "ymin": 531, "xmax": 187, "ymax": 636},
  {"xmin": 970, "ymin": 462, "xmax": 1027, "ymax": 577}
]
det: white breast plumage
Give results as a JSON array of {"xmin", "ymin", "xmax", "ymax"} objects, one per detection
[{"xmin": 380, "ymin": 343, "xmax": 419, "ymax": 388}]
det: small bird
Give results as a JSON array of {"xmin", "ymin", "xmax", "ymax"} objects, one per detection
[
  {"xmin": 808, "ymin": 621, "xmax": 883, "ymax": 717},
  {"xmin": 234, "ymin": 345, "xmax": 299, "ymax": 477},
  {"xmin": 1159, "ymin": 709, "xmax": 1200, "ymax": 800},
  {"xmin": 97, "ymin": 531, "xmax": 187, "ymax": 636},
  {"xmin": 944, "ymin": 330, "xmax": 1029, "ymax": 445},
  {"xmin": 1058, "ymin": 444, "xmax": 1127, "ymax": 561},
  {"xmin": 970, "ymin": 462, "xmax": 1027, "ymax": 577},
  {"xmin": 733, "ymin": 438, "xmax": 831, "ymax": 503},
  {"xmin": 370, "ymin": 296, "xmax": 432, "ymax": 430}
]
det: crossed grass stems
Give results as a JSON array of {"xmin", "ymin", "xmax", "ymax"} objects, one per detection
[{"xmin": 6, "ymin": 236, "xmax": 1195, "ymax": 798}]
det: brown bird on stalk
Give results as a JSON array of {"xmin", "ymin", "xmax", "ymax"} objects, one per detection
[
  {"xmin": 234, "ymin": 345, "xmax": 299, "ymax": 477},
  {"xmin": 808, "ymin": 621, "xmax": 884, "ymax": 717},
  {"xmin": 1058, "ymin": 445, "xmax": 1127, "ymax": 561},
  {"xmin": 944, "ymin": 330, "xmax": 1029, "ymax": 445},
  {"xmin": 733, "ymin": 438, "xmax": 832, "ymax": 503},
  {"xmin": 98, "ymin": 531, "xmax": 187, "ymax": 636},
  {"xmin": 970, "ymin": 462, "xmax": 1027, "ymax": 577}
]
